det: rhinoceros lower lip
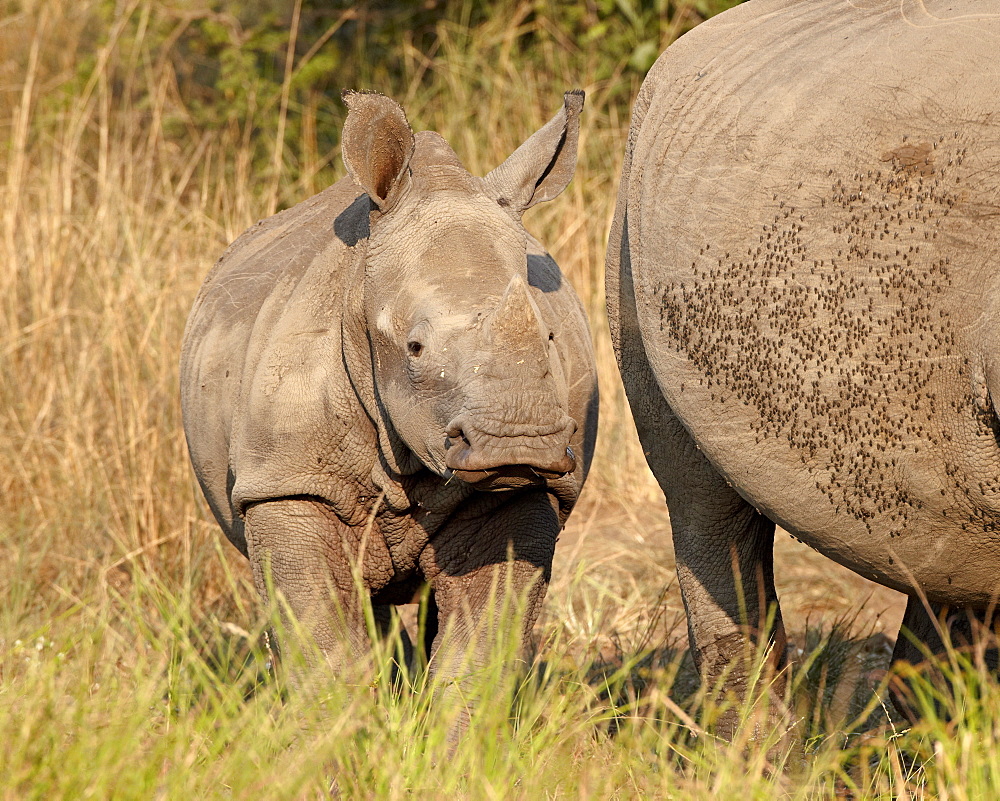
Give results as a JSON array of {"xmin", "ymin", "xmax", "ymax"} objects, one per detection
[
  {"xmin": 448, "ymin": 464, "xmax": 567, "ymax": 491},
  {"xmin": 444, "ymin": 440, "xmax": 576, "ymax": 475}
]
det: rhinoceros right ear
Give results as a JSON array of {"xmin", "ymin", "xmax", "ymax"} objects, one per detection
[
  {"xmin": 484, "ymin": 90, "xmax": 584, "ymax": 216},
  {"xmin": 341, "ymin": 90, "xmax": 415, "ymax": 213}
]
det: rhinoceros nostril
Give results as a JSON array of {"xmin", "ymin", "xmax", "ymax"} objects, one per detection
[
  {"xmin": 444, "ymin": 423, "xmax": 470, "ymax": 449},
  {"xmin": 557, "ymin": 446, "xmax": 577, "ymax": 474}
]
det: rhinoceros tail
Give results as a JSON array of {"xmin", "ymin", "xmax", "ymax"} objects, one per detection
[{"xmin": 606, "ymin": 58, "xmax": 661, "ymax": 365}]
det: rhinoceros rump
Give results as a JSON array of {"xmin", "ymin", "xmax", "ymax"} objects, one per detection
[{"xmin": 608, "ymin": 0, "xmax": 1000, "ymax": 734}]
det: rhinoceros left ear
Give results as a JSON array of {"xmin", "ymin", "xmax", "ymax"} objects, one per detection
[
  {"xmin": 341, "ymin": 90, "xmax": 415, "ymax": 213},
  {"xmin": 484, "ymin": 90, "xmax": 584, "ymax": 216}
]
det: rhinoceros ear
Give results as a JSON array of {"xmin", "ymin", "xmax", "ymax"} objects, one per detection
[
  {"xmin": 341, "ymin": 90, "xmax": 415, "ymax": 213},
  {"xmin": 484, "ymin": 90, "xmax": 584, "ymax": 215}
]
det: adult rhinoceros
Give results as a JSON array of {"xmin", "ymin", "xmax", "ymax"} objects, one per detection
[
  {"xmin": 181, "ymin": 91, "xmax": 598, "ymax": 713},
  {"xmin": 607, "ymin": 0, "xmax": 1000, "ymax": 727}
]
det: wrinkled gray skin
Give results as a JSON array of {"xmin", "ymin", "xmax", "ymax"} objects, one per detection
[
  {"xmin": 182, "ymin": 91, "xmax": 597, "ymax": 725},
  {"xmin": 608, "ymin": 0, "xmax": 1000, "ymax": 730}
]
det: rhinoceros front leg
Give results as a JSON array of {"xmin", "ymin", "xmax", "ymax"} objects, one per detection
[
  {"xmin": 243, "ymin": 497, "xmax": 377, "ymax": 685},
  {"xmin": 420, "ymin": 492, "xmax": 558, "ymax": 740}
]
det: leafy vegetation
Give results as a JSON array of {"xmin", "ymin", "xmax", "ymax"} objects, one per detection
[{"xmin": 3, "ymin": 0, "xmax": 999, "ymax": 797}]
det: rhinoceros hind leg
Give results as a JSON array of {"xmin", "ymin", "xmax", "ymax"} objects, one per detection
[
  {"xmin": 613, "ymin": 226, "xmax": 788, "ymax": 739},
  {"xmin": 651, "ymin": 408, "xmax": 788, "ymax": 739},
  {"xmin": 890, "ymin": 596, "xmax": 999, "ymax": 724}
]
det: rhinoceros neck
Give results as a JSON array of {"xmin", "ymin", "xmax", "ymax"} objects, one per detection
[{"xmin": 337, "ymin": 251, "xmax": 427, "ymax": 493}]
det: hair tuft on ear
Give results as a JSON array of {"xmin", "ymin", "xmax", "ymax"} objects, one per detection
[{"xmin": 341, "ymin": 90, "xmax": 416, "ymax": 212}]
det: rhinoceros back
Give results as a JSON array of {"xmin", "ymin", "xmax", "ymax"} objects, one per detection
[{"xmin": 180, "ymin": 179, "xmax": 365, "ymax": 551}]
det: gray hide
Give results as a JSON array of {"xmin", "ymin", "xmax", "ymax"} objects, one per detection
[
  {"xmin": 607, "ymin": 0, "xmax": 1000, "ymax": 731},
  {"xmin": 181, "ymin": 91, "xmax": 597, "ymax": 722}
]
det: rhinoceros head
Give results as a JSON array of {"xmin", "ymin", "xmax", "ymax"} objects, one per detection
[{"xmin": 340, "ymin": 90, "xmax": 584, "ymax": 491}]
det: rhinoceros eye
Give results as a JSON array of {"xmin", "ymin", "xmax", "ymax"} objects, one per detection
[{"xmin": 407, "ymin": 340, "xmax": 424, "ymax": 358}]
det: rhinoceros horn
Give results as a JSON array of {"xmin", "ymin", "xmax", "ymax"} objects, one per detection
[{"xmin": 487, "ymin": 274, "xmax": 549, "ymax": 363}]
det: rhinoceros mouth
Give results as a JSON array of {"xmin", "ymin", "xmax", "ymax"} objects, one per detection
[
  {"xmin": 447, "ymin": 463, "xmax": 569, "ymax": 491},
  {"xmin": 441, "ymin": 416, "xmax": 577, "ymax": 490},
  {"xmin": 443, "ymin": 432, "xmax": 576, "ymax": 488}
]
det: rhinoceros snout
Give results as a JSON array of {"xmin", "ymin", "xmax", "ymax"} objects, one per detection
[{"xmin": 443, "ymin": 417, "xmax": 577, "ymax": 488}]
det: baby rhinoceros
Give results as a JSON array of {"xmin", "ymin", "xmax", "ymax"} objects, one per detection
[{"xmin": 181, "ymin": 91, "xmax": 598, "ymax": 720}]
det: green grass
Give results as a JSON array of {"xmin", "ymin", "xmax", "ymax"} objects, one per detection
[{"xmin": 6, "ymin": 561, "xmax": 1000, "ymax": 798}]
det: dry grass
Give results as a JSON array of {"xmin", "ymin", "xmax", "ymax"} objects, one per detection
[
  {"xmin": 2, "ymin": 1, "xmax": 997, "ymax": 798},
  {"xmin": 0, "ymin": 0, "xmax": 657, "ymax": 627}
]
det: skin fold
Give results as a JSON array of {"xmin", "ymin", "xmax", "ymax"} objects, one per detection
[
  {"xmin": 181, "ymin": 91, "xmax": 598, "ymax": 732},
  {"xmin": 607, "ymin": 0, "xmax": 1000, "ymax": 732}
]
